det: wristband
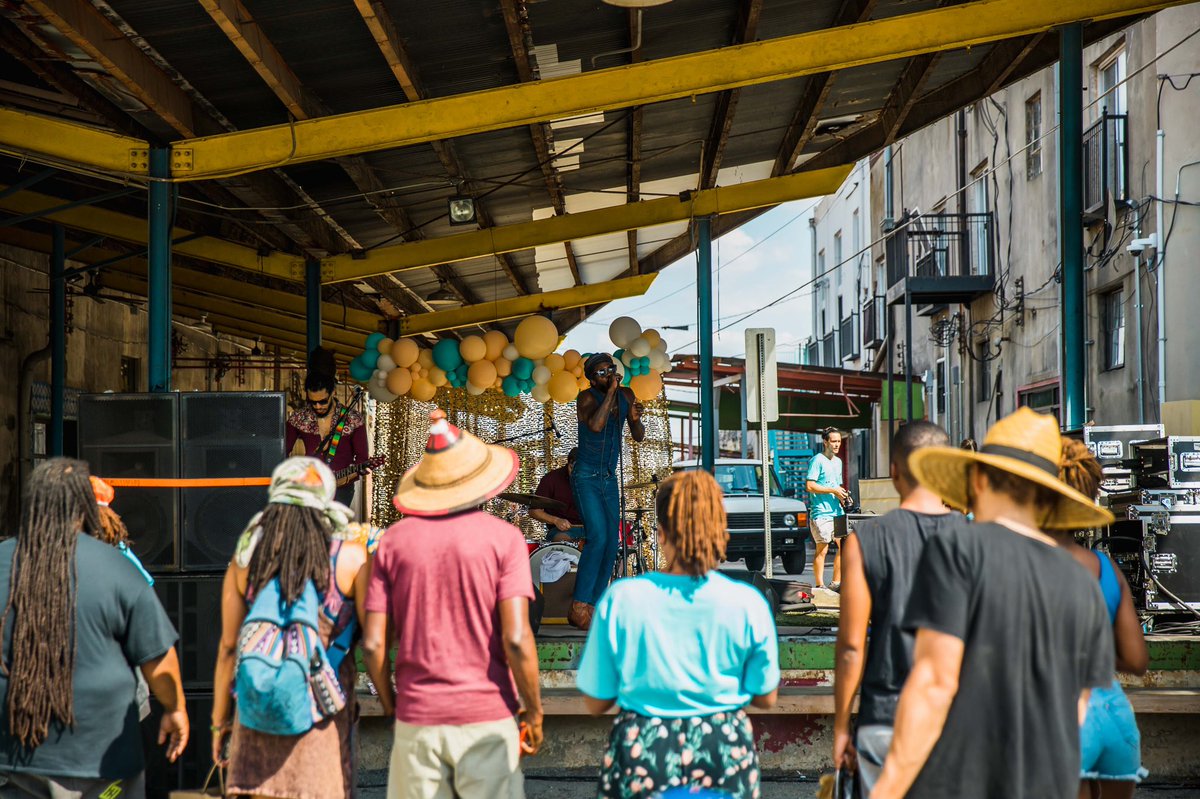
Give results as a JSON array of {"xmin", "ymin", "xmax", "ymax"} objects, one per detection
[{"xmin": 210, "ymin": 722, "xmax": 230, "ymax": 732}]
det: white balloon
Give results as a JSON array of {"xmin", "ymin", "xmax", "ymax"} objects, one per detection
[
  {"xmin": 613, "ymin": 360, "xmax": 626, "ymax": 377},
  {"xmin": 608, "ymin": 316, "xmax": 642, "ymax": 349},
  {"xmin": 628, "ymin": 337, "xmax": 651, "ymax": 357},
  {"xmin": 654, "ymin": 338, "xmax": 670, "ymax": 353},
  {"xmin": 531, "ymin": 384, "xmax": 551, "ymax": 403},
  {"xmin": 466, "ymin": 382, "xmax": 486, "ymax": 396},
  {"xmin": 620, "ymin": 349, "xmax": 636, "ymax": 367},
  {"xmin": 532, "ymin": 365, "xmax": 552, "ymax": 385},
  {"xmin": 650, "ymin": 351, "xmax": 670, "ymax": 372},
  {"xmin": 376, "ymin": 354, "xmax": 396, "ymax": 372},
  {"xmin": 373, "ymin": 369, "xmax": 388, "ymax": 384},
  {"xmin": 368, "ymin": 383, "xmax": 398, "ymax": 403},
  {"xmin": 502, "ymin": 343, "xmax": 520, "ymax": 361}
]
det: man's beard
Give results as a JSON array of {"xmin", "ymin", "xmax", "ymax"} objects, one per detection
[{"xmin": 314, "ymin": 403, "xmax": 336, "ymax": 419}]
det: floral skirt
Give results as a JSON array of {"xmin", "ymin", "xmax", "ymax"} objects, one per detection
[{"xmin": 598, "ymin": 708, "xmax": 761, "ymax": 798}]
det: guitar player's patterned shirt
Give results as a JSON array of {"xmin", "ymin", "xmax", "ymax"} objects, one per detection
[{"xmin": 286, "ymin": 404, "xmax": 369, "ymax": 506}]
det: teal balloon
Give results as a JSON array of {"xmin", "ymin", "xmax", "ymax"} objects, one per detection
[
  {"xmin": 639, "ymin": 356, "xmax": 651, "ymax": 371},
  {"xmin": 622, "ymin": 371, "xmax": 632, "ymax": 386},
  {"xmin": 512, "ymin": 357, "xmax": 534, "ymax": 380},
  {"xmin": 455, "ymin": 363, "xmax": 470, "ymax": 380},
  {"xmin": 360, "ymin": 349, "xmax": 380, "ymax": 369},
  {"xmin": 521, "ymin": 378, "xmax": 535, "ymax": 393},
  {"xmin": 502, "ymin": 376, "xmax": 521, "ymax": 397},
  {"xmin": 365, "ymin": 332, "xmax": 386, "ymax": 351},
  {"xmin": 348, "ymin": 357, "xmax": 373, "ymax": 383},
  {"xmin": 613, "ymin": 348, "xmax": 625, "ymax": 362},
  {"xmin": 433, "ymin": 339, "xmax": 463, "ymax": 371}
]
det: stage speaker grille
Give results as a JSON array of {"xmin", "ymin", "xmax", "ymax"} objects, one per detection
[
  {"xmin": 152, "ymin": 574, "xmax": 223, "ymax": 689},
  {"xmin": 181, "ymin": 392, "xmax": 285, "ymax": 571},
  {"xmin": 79, "ymin": 394, "xmax": 179, "ymax": 570}
]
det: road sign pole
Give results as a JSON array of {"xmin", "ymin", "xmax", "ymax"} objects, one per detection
[
  {"xmin": 746, "ymin": 328, "xmax": 779, "ymax": 578},
  {"xmin": 759, "ymin": 332, "xmax": 773, "ymax": 579}
]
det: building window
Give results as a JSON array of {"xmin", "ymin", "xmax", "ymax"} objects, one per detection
[
  {"xmin": 1025, "ymin": 92, "xmax": 1042, "ymax": 180},
  {"xmin": 1102, "ymin": 287, "xmax": 1125, "ymax": 370},
  {"xmin": 1097, "ymin": 49, "xmax": 1127, "ymax": 118},
  {"xmin": 968, "ymin": 164, "xmax": 990, "ymax": 276},
  {"xmin": 833, "ymin": 231, "xmax": 843, "ymax": 288},
  {"xmin": 1018, "ymin": 380, "xmax": 1061, "ymax": 422},
  {"xmin": 120, "ymin": 356, "xmax": 140, "ymax": 393},
  {"xmin": 935, "ymin": 357, "xmax": 947, "ymax": 419},
  {"xmin": 976, "ymin": 341, "xmax": 991, "ymax": 403}
]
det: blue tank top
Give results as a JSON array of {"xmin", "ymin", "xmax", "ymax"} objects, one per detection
[
  {"xmin": 576, "ymin": 387, "xmax": 629, "ymax": 475},
  {"xmin": 1095, "ymin": 550, "xmax": 1121, "ymax": 624}
]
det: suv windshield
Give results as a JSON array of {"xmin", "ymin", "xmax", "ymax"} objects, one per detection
[{"xmin": 713, "ymin": 464, "xmax": 787, "ymax": 497}]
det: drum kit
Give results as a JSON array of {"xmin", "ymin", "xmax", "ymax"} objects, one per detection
[{"xmin": 500, "ymin": 476, "xmax": 663, "ymax": 627}]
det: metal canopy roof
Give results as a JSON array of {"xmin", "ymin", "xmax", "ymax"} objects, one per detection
[{"xmin": 0, "ymin": 0, "xmax": 1156, "ymax": 353}]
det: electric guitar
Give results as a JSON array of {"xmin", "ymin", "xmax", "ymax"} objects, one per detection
[{"xmin": 333, "ymin": 455, "xmax": 386, "ymax": 484}]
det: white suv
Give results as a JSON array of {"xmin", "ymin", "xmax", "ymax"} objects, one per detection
[{"xmin": 673, "ymin": 458, "xmax": 808, "ymax": 574}]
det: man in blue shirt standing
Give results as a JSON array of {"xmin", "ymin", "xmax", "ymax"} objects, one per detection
[{"xmin": 807, "ymin": 428, "xmax": 848, "ymax": 593}]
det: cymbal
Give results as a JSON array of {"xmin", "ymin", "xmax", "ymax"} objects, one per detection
[
  {"xmin": 497, "ymin": 492, "xmax": 568, "ymax": 513},
  {"xmin": 624, "ymin": 479, "xmax": 660, "ymax": 491}
]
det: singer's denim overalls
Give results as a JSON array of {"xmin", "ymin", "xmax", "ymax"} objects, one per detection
[{"xmin": 571, "ymin": 387, "xmax": 628, "ymax": 605}]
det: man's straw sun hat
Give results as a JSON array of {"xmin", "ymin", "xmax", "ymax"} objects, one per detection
[
  {"xmin": 908, "ymin": 407, "xmax": 1114, "ymax": 530},
  {"xmin": 393, "ymin": 409, "xmax": 519, "ymax": 517}
]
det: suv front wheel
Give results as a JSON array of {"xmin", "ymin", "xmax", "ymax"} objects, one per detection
[
  {"xmin": 782, "ymin": 548, "xmax": 807, "ymax": 576},
  {"xmin": 743, "ymin": 553, "xmax": 765, "ymax": 573}
]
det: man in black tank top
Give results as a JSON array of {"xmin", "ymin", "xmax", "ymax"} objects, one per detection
[{"xmin": 834, "ymin": 421, "xmax": 965, "ymax": 792}]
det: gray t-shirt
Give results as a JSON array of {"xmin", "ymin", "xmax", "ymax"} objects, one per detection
[
  {"xmin": 854, "ymin": 509, "xmax": 967, "ymax": 726},
  {"xmin": 902, "ymin": 522, "xmax": 1113, "ymax": 799},
  {"xmin": 0, "ymin": 534, "xmax": 177, "ymax": 779}
]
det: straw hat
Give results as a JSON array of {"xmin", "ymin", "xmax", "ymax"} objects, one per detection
[
  {"xmin": 393, "ymin": 409, "xmax": 519, "ymax": 517},
  {"xmin": 908, "ymin": 407, "xmax": 1114, "ymax": 530}
]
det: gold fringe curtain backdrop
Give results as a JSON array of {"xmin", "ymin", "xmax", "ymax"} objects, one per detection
[{"xmin": 370, "ymin": 388, "xmax": 673, "ymax": 552}]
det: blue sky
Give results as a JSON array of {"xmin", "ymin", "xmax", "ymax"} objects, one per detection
[{"xmin": 562, "ymin": 199, "xmax": 821, "ymax": 364}]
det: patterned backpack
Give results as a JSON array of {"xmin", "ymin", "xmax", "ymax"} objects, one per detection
[{"xmin": 235, "ymin": 578, "xmax": 346, "ymax": 735}]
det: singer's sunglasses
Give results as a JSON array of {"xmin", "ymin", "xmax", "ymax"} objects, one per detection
[
  {"xmin": 306, "ymin": 396, "xmax": 333, "ymax": 408},
  {"xmin": 591, "ymin": 366, "xmax": 616, "ymax": 377}
]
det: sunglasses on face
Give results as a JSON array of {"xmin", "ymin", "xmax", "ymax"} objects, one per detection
[
  {"xmin": 307, "ymin": 397, "xmax": 332, "ymax": 408},
  {"xmin": 592, "ymin": 367, "xmax": 616, "ymax": 378}
]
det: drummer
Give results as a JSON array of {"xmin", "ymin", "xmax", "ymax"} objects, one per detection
[{"xmin": 530, "ymin": 448, "xmax": 585, "ymax": 543}]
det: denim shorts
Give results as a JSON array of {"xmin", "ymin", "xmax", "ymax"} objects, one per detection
[{"xmin": 1080, "ymin": 679, "xmax": 1148, "ymax": 783}]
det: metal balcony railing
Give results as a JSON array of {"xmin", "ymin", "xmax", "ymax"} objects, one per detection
[
  {"xmin": 886, "ymin": 211, "xmax": 996, "ymax": 288},
  {"xmin": 804, "ymin": 340, "xmax": 818, "ymax": 366},
  {"xmin": 1084, "ymin": 111, "xmax": 1128, "ymax": 221},
  {"xmin": 863, "ymin": 295, "xmax": 885, "ymax": 348},
  {"xmin": 820, "ymin": 332, "xmax": 835, "ymax": 367},
  {"xmin": 839, "ymin": 314, "xmax": 858, "ymax": 361}
]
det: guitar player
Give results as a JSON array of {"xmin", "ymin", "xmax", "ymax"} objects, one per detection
[{"xmin": 286, "ymin": 350, "xmax": 372, "ymax": 507}]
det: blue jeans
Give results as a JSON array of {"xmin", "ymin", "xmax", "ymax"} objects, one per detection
[
  {"xmin": 571, "ymin": 468, "xmax": 619, "ymax": 605},
  {"xmin": 855, "ymin": 724, "xmax": 893, "ymax": 794},
  {"xmin": 1081, "ymin": 679, "xmax": 1147, "ymax": 782}
]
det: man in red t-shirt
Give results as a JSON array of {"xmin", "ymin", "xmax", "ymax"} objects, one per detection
[
  {"xmin": 363, "ymin": 410, "xmax": 543, "ymax": 799},
  {"xmin": 530, "ymin": 448, "xmax": 584, "ymax": 542}
]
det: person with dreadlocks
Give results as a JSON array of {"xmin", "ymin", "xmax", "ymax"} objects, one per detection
[
  {"xmin": 577, "ymin": 470, "xmax": 780, "ymax": 798},
  {"xmin": 211, "ymin": 457, "xmax": 369, "ymax": 799},
  {"xmin": 0, "ymin": 458, "xmax": 187, "ymax": 797},
  {"xmin": 1055, "ymin": 439, "xmax": 1149, "ymax": 798}
]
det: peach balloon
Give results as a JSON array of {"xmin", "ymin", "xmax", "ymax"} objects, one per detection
[
  {"xmin": 417, "ymin": 348, "xmax": 434, "ymax": 369},
  {"xmin": 495, "ymin": 357, "xmax": 513, "ymax": 377},
  {"xmin": 391, "ymin": 338, "xmax": 420, "ymax": 369},
  {"xmin": 385, "ymin": 368, "xmax": 413, "ymax": 396},
  {"xmin": 513, "ymin": 315, "xmax": 558, "ymax": 360},
  {"xmin": 483, "ymin": 330, "xmax": 509, "ymax": 361},
  {"xmin": 543, "ymin": 353, "xmax": 565, "ymax": 373},
  {"xmin": 377, "ymin": 337, "xmax": 395, "ymax": 355},
  {"xmin": 459, "ymin": 335, "xmax": 487, "ymax": 363},
  {"xmin": 468, "ymin": 359, "xmax": 498, "ymax": 389},
  {"xmin": 429, "ymin": 367, "xmax": 449, "ymax": 387},
  {"xmin": 410, "ymin": 380, "xmax": 437, "ymax": 402},
  {"xmin": 548, "ymin": 370, "xmax": 580, "ymax": 404}
]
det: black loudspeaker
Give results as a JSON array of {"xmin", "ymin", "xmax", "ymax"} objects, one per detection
[
  {"xmin": 143, "ymin": 691, "xmax": 214, "ymax": 798},
  {"xmin": 79, "ymin": 394, "xmax": 179, "ymax": 570},
  {"xmin": 180, "ymin": 393, "xmax": 285, "ymax": 571},
  {"xmin": 153, "ymin": 574, "xmax": 224, "ymax": 689}
]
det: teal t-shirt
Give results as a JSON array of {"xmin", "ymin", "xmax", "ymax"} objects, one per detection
[
  {"xmin": 807, "ymin": 453, "xmax": 845, "ymax": 520},
  {"xmin": 576, "ymin": 572, "xmax": 780, "ymax": 717}
]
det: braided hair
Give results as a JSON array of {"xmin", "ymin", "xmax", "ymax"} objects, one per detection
[
  {"xmin": 245, "ymin": 504, "xmax": 332, "ymax": 604},
  {"xmin": 1, "ymin": 458, "xmax": 102, "ymax": 749},
  {"xmin": 654, "ymin": 470, "xmax": 728, "ymax": 576},
  {"xmin": 1060, "ymin": 438, "xmax": 1103, "ymax": 502},
  {"xmin": 95, "ymin": 506, "xmax": 129, "ymax": 547}
]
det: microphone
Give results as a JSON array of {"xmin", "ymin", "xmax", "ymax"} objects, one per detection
[{"xmin": 550, "ymin": 418, "xmax": 562, "ymax": 439}]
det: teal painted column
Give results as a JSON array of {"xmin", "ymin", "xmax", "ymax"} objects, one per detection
[
  {"xmin": 50, "ymin": 224, "xmax": 65, "ymax": 456},
  {"xmin": 697, "ymin": 216, "xmax": 716, "ymax": 473},
  {"xmin": 1059, "ymin": 24, "xmax": 1085, "ymax": 430},
  {"xmin": 148, "ymin": 149, "xmax": 172, "ymax": 392},
  {"xmin": 306, "ymin": 257, "xmax": 322, "ymax": 354}
]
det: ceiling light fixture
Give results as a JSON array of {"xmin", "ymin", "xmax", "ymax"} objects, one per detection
[{"xmin": 447, "ymin": 195, "xmax": 477, "ymax": 226}]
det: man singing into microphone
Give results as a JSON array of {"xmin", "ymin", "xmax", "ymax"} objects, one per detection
[{"xmin": 568, "ymin": 354, "xmax": 645, "ymax": 630}]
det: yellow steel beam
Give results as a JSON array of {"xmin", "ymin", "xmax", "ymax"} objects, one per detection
[
  {"xmin": 0, "ymin": 108, "xmax": 150, "ymax": 175},
  {"xmin": 101, "ymin": 270, "xmax": 366, "ymax": 350},
  {"xmin": 400, "ymin": 274, "xmax": 658, "ymax": 336},
  {"xmin": 329, "ymin": 165, "xmax": 850, "ymax": 284},
  {"xmin": 0, "ymin": 226, "xmax": 380, "ymax": 342},
  {"xmin": 171, "ymin": 0, "xmax": 1184, "ymax": 179},
  {"xmin": 0, "ymin": 185, "xmax": 298, "ymax": 281}
]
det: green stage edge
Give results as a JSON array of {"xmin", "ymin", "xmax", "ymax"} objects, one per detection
[{"xmin": 357, "ymin": 635, "xmax": 1200, "ymax": 673}]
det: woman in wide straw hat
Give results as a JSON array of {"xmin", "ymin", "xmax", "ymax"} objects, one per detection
[{"xmin": 871, "ymin": 407, "xmax": 1117, "ymax": 799}]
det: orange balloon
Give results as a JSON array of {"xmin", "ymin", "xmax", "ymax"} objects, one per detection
[
  {"xmin": 385, "ymin": 368, "xmax": 413, "ymax": 396},
  {"xmin": 494, "ymin": 357, "xmax": 513, "ymax": 377},
  {"xmin": 377, "ymin": 337, "xmax": 395, "ymax": 355},
  {"xmin": 417, "ymin": 348, "xmax": 434, "ymax": 369},
  {"xmin": 483, "ymin": 330, "xmax": 509, "ymax": 361},
  {"xmin": 629, "ymin": 372, "xmax": 664, "ymax": 401},
  {"xmin": 549, "ymin": 370, "xmax": 580, "ymax": 403},
  {"xmin": 429, "ymin": 367, "xmax": 449, "ymax": 387},
  {"xmin": 391, "ymin": 338, "xmax": 420, "ymax": 368},
  {"xmin": 513, "ymin": 315, "xmax": 558, "ymax": 360},
  {"xmin": 459, "ymin": 335, "xmax": 487, "ymax": 363},
  {"xmin": 410, "ymin": 379, "xmax": 437, "ymax": 402},
  {"xmin": 562, "ymin": 349, "xmax": 581, "ymax": 370},
  {"xmin": 543, "ymin": 353, "xmax": 566, "ymax": 373},
  {"xmin": 468, "ymin": 359, "xmax": 498, "ymax": 388}
]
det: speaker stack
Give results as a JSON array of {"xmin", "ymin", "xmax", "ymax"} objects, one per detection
[{"xmin": 78, "ymin": 391, "xmax": 285, "ymax": 793}]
